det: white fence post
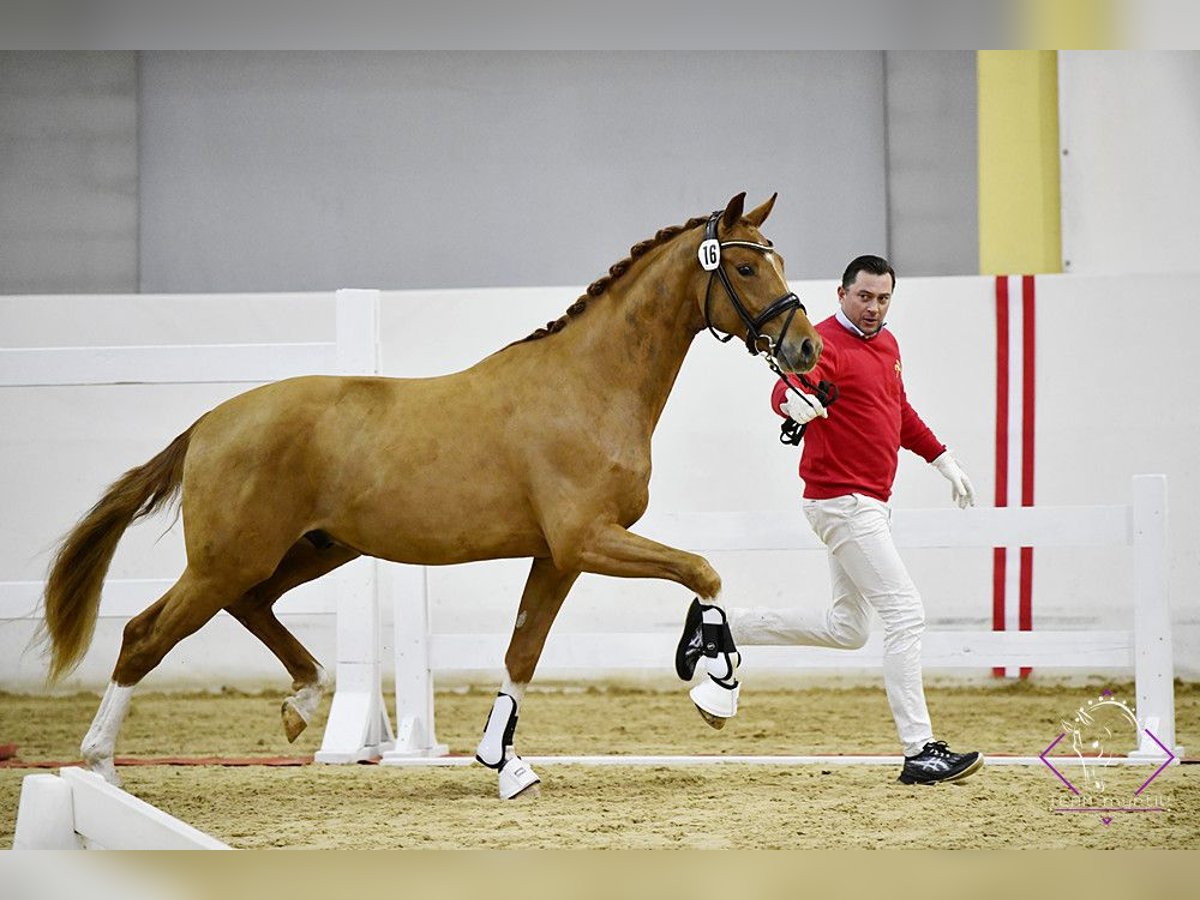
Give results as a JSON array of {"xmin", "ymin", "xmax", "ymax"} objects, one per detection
[
  {"xmin": 12, "ymin": 774, "xmax": 81, "ymax": 849},
  {"xmin": 1130, "ymin": 474, "xmax": 1179, "ymax": 757},
  {"xmin": 314, "ymin": 557, "xmax": 395, "ymax": 763},
  {"xmin": 381, "ymin": 566, "xmax": 448, "ymax": 761},
  {"xmin": 315, "ymin": 289, "xmax": 395, "ymax": 763}
]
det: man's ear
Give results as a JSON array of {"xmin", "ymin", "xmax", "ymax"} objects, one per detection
[
  {"xmin": 720, "ymin": 192, "xmax": 746, "ymax": 231},
  {"xmin": 744, "ymin": 193, "xmax": 777, "ymax": 227}
]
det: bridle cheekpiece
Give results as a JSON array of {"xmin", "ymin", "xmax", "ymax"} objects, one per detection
[{"xmin": 700, "ymin": 209, "xmax": 805, "ymax": 368}]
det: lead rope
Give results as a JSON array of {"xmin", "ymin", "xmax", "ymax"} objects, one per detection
[{"xmin": 759, "ymin": 347, "xmax": 839, "ymax": 446}]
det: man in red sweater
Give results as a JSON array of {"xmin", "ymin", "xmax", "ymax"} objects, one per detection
[{"xmin": 734, "ymin": 255, "xmax": 983, "ymax": 785}]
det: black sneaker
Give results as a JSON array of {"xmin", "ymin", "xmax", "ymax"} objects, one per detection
[{"xmin": 898, "ymin": 741, "xmax": 984, "ymax": 785}]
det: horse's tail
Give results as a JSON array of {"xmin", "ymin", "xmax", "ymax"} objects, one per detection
[{"xmin": 42, "ymin": 422, "xmax": 199, "ymax": 682}]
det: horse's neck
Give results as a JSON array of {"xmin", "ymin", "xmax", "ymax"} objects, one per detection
[{"xmin": 561, "ymin": 238, "xmax": 704, "ymax": 428}]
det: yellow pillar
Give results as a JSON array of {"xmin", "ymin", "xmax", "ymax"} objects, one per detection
[
  {"xmin": 1020, "ymin": 0, "xmax": 1118, "ymax": 49},
  {"xmin": 977, "ymin": 51, "xmax": 1062, "ymax": 275}
]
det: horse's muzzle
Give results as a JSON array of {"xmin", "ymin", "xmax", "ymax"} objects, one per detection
[{"xmin": 779, "ymin": 335, "xmax": 821, "ymax": 373}]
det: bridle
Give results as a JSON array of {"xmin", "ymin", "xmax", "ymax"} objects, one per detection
[
  {"xmin": 700, "ymin": 209, "xmax": 805, "ymax": 373},
  {"xmin": 697, "ymin": 210, "xmax": 839, "ymax": 445}
]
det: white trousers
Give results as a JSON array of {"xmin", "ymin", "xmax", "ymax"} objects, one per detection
[{"xmin": 729, "ymin": 493, "xmax": 934, "ymax": 757}]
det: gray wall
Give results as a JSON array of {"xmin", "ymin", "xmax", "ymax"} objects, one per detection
[
  {"xmin": 0, "ymin": 52, "xmax": 138, "ymax": 293},
  {"xmin": 1, "ymin": 52, "xmax": 978, "ymax": 295},
  {"xmin": 137, "ymin": 51, "xmax": 888, "ymax": 291},
  {"xmin": 884, "ymin": 51, "xmax": 978, "ymax": 276}
]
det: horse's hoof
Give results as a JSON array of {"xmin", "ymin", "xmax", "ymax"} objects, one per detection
[
  {"xmin": 508, "ymin": 781, "xmax": 541, "ymax": 800},
  {"xmin": 694, "ymin": 703, "xmax": 728, "ymax": 730},
  {"xmin": 689, "ymin": 676, "xmax": 738, "ymax": 727},
  {"xmin": 498, "ymin": 755, "xmax": 540, "ymax": 800},
  {"xmin": 281, "ymin": 700, "xmax": 308, "ymax": 743}
]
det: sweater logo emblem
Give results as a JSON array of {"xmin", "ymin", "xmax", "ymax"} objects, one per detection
[{"xmin": 894, "ymin": 359, "xmax": 902, "ymax": 378}]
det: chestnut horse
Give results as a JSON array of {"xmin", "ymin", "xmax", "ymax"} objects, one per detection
[{"xmin": 42, "ymin": 192, "xmax": 820, "ymax": 798}]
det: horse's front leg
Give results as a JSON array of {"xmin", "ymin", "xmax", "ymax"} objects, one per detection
[
  {"xmin": 572, "ymin": 523, "xmax": 741, "ymax": 729},
  {"xmin": 476, "ymin": 556, "xmax": 579, "ymax": 799}
]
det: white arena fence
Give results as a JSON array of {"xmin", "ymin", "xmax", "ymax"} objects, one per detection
[
  {"xmin": 313, "ymin": 474, "xmax": 1179, "ymax": 767},
  {"xmin": 0, "ymin": 285, "xmax": 1181, "ymax": 851},
  {"xmin": 0, "ymin": 287, "xmax": 394, "ymax": 743},
  {"xmin": 13, "ymin": 767, "xmax": 229, "ymax": 850},
  {"xmin": 0, "ymin": 283, "xmax": 1181, "ymax": 772},
  {"xmin": 0, "ymin": 288, "xmax": 380, "ymax": 387}
]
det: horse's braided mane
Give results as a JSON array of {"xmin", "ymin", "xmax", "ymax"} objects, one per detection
[{"xmin": 509, "ymin": 213, "xmax": 711, "ymax": 346}]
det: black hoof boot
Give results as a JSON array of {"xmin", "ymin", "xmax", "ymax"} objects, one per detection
[
  {"xmin": 675, "ymin": 598, "xmax": 736, "ymax": 681},
  {"xmin": 675, "ymin": 598, "xmax": 706, "ymax": 680}
]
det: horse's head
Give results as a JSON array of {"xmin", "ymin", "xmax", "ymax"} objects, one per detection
[{"xmin": 694, "ymin": 192, "xmax": 821, "ymax": 374}]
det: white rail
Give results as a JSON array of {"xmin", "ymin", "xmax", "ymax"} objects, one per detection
[
  {"xmin": 352, "ymin": 476, "xmax": 1176, "ymax": 766},
  {"xmin": 0, "ymin": 288, "xmax": 380, "ymax": 385},
  {"xmin": 1, "ymin": 288, "xmax": 396, "ymax": 763},
  {"xmin": 0, "ymin": 297, "xmax": 1176, "ymax": 766},
  {"xmin": 13, "ymin": 767, "xmax": 229, "ymax": 850}
]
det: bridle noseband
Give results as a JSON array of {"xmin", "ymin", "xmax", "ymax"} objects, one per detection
[
  {"xmin": 698, "ymin": 210, "xmax": 838, "ymax": 446},
  {"xmin": 700, "ymin": 210, "xmax": 805, "ymax": 366}
]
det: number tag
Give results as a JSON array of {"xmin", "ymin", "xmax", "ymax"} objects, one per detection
[{"xmin": 698, "ymin": 239, "xmax": 721, "ymax": 271}]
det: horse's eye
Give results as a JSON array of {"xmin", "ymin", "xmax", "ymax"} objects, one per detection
[{"xmin": 737, "ymin": 264, "xmax": 754, "ymax": 276}]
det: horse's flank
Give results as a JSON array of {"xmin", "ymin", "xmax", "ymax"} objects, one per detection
[{"xmin": 181, "ymin": 219, "xmax": 710, "ymax": 576}]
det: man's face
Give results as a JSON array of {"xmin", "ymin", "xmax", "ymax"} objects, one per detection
[{"xmin": 837, "ymin": 270, "xmax": 893, "ymax": 336}]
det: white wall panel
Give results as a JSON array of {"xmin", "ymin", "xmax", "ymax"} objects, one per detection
[
  {"xmin": 1059, "ymin": 51, "xmax": 1200, "ymax": 275},
  {"xmin": 2, "ymin": 274, "xmax": 1195, "ymax": 691}
]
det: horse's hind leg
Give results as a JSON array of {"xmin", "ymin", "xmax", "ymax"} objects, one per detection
[
  {"xmin": 82, "ymin": 568, "xmax": 258, "ymax": 785},
  {"xmin": 224, "ymin": 537, "xmax": 361, "ymax": 741},
  {"xmin": 476, "ymin": 556, "xmax": 579, "ymax": 800}
]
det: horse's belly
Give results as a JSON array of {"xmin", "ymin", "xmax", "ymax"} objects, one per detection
[
  {"xmin": 325, "ymin": 488, "xmax": 548, "ymax": 565},
  {"xmin": 351, "ymin": 527, "xmax": 550, "ymax": 566}
]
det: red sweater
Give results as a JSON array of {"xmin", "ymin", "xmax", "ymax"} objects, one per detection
[{"xmin": 772, "ymin": 315, "xmax": 945, "ymax": 503}]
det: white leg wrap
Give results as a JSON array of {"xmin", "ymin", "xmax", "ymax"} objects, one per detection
[
  {"xmin": 689, "ymin": 607, "xmax": 741, "ymax": 720},
  {"xmin": 698, "ymin": 606, "xmax": 740, "ymax": 685},
  {"xmin": 475, "ymin": 692, "xmax": 517, "ymax": 769},
  {"xmin": 475, "ymin": 686, "xmax": 541, "ymax": 798},
  {"xmin": 80, "ymin": 682, "xmax": 133, "ymax": 787}
]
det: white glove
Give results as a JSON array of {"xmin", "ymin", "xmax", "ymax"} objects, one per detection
[
  {"xmin": 932, "ymin": 450, "xmax": 976, "ymax": 509},
  {"xmin": 781, "ymin": 388, "xmax": 827, "ymax": 425}
]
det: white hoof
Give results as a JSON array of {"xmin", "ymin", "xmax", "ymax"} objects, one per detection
[
  {"xmin": 689, "ymin": 676, "xmax": 739, "ymax": 726},
  {"xmin": 498, "ymin": 755, "xmax": 541, "ymax": 800}
]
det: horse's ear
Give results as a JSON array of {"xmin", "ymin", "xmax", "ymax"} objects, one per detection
[
  {"xmin": 744, "ymin": 193, "xmax": 777, "ymax": 227},
  {"xmin": 721, "ymin": 192, "xmax": 747, "ymax": 231}
]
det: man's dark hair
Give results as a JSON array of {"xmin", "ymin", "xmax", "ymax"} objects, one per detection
[{"xmin": 842, "ymin": 255, "xmax": 896, "ymax": 290}]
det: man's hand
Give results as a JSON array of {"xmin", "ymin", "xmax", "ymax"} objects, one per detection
[
  {"xmin": 932, "ymin": 451, "xmax": 975, "ymax": 509},
  {"xmin": 781, "ymin": 388, "xmax": 827, "ymax": 426}
]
